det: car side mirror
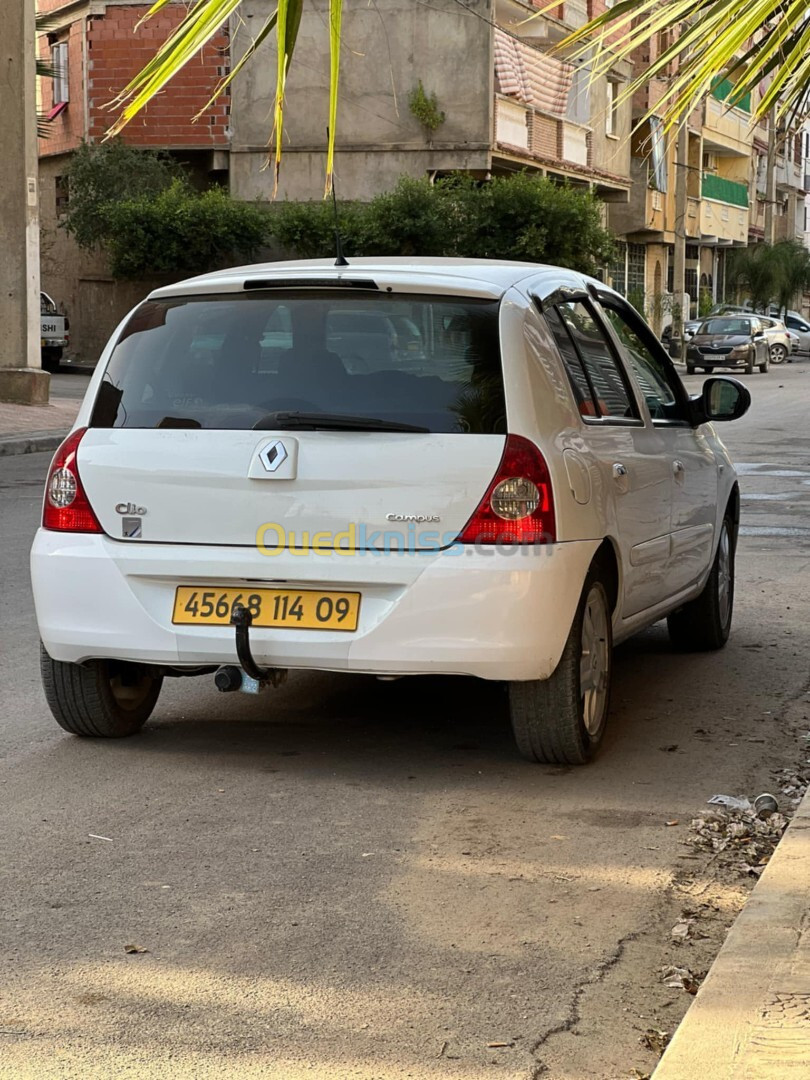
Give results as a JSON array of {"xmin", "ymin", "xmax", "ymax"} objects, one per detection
[{"xmin": 697, "ymin": 377, "xmax": 751, "ymax": 423}]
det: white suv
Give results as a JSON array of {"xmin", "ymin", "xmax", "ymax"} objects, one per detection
[{"xmin": 31, "ymin": 259, "xmax": 750, "ymax": 764}]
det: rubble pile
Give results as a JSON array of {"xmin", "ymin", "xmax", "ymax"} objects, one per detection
[{"xmin": 688, "ymin": 808, "xmax": 789, "ymax": 877}]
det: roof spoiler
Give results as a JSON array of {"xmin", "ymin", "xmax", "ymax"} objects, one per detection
[{"xmin": 243, "ymin": 278, "xmax": 379, "ymax": 291}]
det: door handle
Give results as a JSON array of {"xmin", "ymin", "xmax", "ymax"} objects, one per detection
[
  {"xmin": 612, "ymin": 463, "xmax": 628, "ymax": 478},
  {"xmin": 673, "ymin": 459, "xmax": 685, "ymax": 485}
]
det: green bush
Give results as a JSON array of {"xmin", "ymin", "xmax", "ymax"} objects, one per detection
[
  {"xmin": 272, "ymin": 173, "xmax": 614, "ymax": 273},
  {"xmin": 102, "ymin": 182, "xmax": 272, "ymax": 279},
  {"xmin": 63, "ymin": 140, "xmax": 181, "ymax": 249}
]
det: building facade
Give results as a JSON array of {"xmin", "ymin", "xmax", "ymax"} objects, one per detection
[
  {"xmin": 228, "ymin": 1, "xmax": 634, "ymax": 236},
  {"xmin": 37, "ymin": 0, "xmax": 230, "ymax": 360}
]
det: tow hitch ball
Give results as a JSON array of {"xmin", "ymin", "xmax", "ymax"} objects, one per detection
[{"xmin": 214, "ymin": 604, "xmax": 287, "ymax": 694}]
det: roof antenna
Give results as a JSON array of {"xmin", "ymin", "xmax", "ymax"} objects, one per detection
[{"xmin": 328, "ymin": 128, "xmax": 349, "ymax": 267}]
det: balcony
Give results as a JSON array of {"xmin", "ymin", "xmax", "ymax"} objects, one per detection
[
  {"xmin": 701, "ymin": 173, "xmax": 749, "ymax": 208},
  {"xmin": 703, "ymin": 96, "xmax": 752, "ymax": 155},
  {"xmin": 494, "ymin": 96, "xmax": 591, "ymax": 169}
]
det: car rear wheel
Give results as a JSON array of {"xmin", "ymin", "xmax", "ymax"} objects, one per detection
[
  {"xmin": 769, "ymin": 344, "xmax": 787, "ymax": 364},
  {"xmin": 40, "ymin": 644, "xmax": 162, "ymax": 737},
  {"xmin": 508, "ymin": 569, "xmax": 612, "ymax": 765},
  {"xmin": 667, "ymin": 516, "xmax": 734, "ymax": 652}
]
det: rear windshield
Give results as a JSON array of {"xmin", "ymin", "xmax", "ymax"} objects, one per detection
[
  {"xmin": 698, "ymin": 318, "xmax": 752, "ymax": 335},
  {"xmin": 91, "ymin": 291, "xmax": 506, "ymax": 434}
]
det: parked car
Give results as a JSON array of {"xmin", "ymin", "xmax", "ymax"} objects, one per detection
[
  {"xmin": 784, "ymin": 313, "xmax": 810, "ymax": 352},
  {"xmin": 32, "ymin": 259, "xmax": 750, "ymax": 765},
  {"xmin": 756, "ymin": 316, "xmax": 792, "ymax": 364},
  {"xmin": 40, "ymin": 291, "xmax": 69, "ymax": 372},
  {"xmin": 661, "ymin": 319, "xmax": 700, "ymax": 358},
  {"xmin": 686, "ymin": 315, "xmax": 770, "ymax": 374}
]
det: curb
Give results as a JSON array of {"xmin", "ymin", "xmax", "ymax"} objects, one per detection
[
  {"xmin": 0, "ymin": 430, "xmax": 68, "ymax": 458},
  {"xmin": 653, "ymin": 785, "xmax": 810, "ymax": 1078}
]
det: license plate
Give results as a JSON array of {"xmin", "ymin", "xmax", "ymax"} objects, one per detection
[{"xmin": 172, "ymin": 587, "xmax": 360, "ymax": 631}]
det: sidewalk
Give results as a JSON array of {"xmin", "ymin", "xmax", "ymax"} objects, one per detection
[
  {"xmin": 653, "ymin": 785, "xmax": 810, "ymax": 1078},
  {"xmin": 0, "ymin": 398, "xmax": 80, "ymax": 457}
]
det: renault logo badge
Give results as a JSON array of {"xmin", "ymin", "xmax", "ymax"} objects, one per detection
[{"xmin": 260, "ymin": 440, "xmax": 288, "ymax": 473}]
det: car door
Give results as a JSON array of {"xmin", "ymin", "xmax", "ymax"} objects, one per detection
[
  {"xmin": 543, "ymin": 298, "xmax": 673, "ymax": 617},
  {"xmin": 598, "ymin": 298, "xmax": 719, "ymax": 597}
]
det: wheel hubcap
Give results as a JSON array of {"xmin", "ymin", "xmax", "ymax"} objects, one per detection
[
  {"xmin": 579, "ymin": 587, "xmax": 610, "ymax": 736},
  {"xmin": 717, "ymin": 523, "xmax": 732, "ymax": 628},
  {"xmin": 771, "ymin": 346, "xmax": 785, "ymax": 363}
]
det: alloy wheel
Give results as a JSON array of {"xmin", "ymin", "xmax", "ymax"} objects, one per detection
[{"xmin": 579, "ymin": 586, "xmax": 610, "ymax": 736}]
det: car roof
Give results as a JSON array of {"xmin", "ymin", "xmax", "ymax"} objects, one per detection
[{"xmin": 147, "ymin": 257, "xmax": 606, "ymax": 303}]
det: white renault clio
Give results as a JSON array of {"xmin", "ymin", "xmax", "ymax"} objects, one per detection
[{"xmin": 31, "ymin": 259, "xmax": 750, "ymax": 764}]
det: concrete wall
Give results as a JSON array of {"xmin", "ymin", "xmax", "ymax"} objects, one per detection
[{"xmin": 229, "ymin": 0, "xmax": 494, "ymax": 202}]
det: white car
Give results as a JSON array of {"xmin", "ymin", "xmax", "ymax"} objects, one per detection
[{"xmin": 31, "ymin": 259, "xmax": 751, "ymax": 764}]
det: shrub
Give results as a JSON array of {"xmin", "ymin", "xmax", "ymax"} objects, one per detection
[
  {"xmin": 102, "ymin": 182, "xmax": 272, "ymax": 279},
  {"xmin": 272, "ymin": 173, "xmax": 614, "ymax": 273},
  {"xmin": 63, "ymin": 140, "xmax": 181, "ymax": 249}
]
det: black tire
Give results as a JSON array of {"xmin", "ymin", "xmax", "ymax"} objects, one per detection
[
  {"xmin": 508, "ymin": 568, "xmax": 613, "ymax": 765},
  {"xmin": 667, "ymin": 516, "xmax": 735, "ymax": 652},
  {"xmin": 745, "ymin": 354, "xmax": 755, "ymax": 374},
  {"xmin": 759, "ymin": 356, "xmax": 770, "ymax": 374},
  {"xmin": 41, "ymin": 347, "xmax": 63, "ymax": 373},
  {"xmin": 40, "ymin": 643, "xmax": 162, "ymax": 737},
  {"xmin": 686, "ymin": 363, "xmax": 696, "ymax": 375}
]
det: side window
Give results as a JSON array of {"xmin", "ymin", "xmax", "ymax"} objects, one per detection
[
  {"xmin": 601, "ymin": 304, "xmax": 687, "ymax": 422},
  {"xmin": 555, "ymin": 300, "xmax": 638, "ymax": 420},
  {"xmin": 543, "ymin": 306, "xmax": 595, "ymax": 413}
]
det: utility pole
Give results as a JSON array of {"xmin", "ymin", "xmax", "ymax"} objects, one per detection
[
  {"xmin": 0, "ymin": 0, "xmax": 48, "ymax": 404},
  {"xmin": 764, "ymin": 105, "xmax": 778, "ymax": 246},
  {"xmin": 673, "ymin": 121, "xmax": 689, "ymax": 360}
]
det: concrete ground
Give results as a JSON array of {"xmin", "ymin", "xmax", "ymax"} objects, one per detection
[
  {"xmin": 0, "ymin": 372, "xmax": 88, "ymax": 455},
  {"xmin": 0, "ymin": 364, "xmax": 808, "ymax": 1079}
]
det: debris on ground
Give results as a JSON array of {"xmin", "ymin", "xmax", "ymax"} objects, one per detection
[
  {"xmin": 661, "ymin": 964, "xmax": 703, "ymax": 995},
  {"xmin": 670, "ymin": 917, "xmax": 695, "ymax": 940},
  {"xmin": 639, "ymin": 1028, "xmax": 671, "ymax": 1055},
  {"xmin": 753, "ymin": 793, "xmax": 779, "ymax": 817},
  {"xmin": 707, "ymin": 794, "xmax": 752, "ymax": 812},
  {"xmin": 123, "ymin": 943, "xmax": 148, "ymax": 954},
  {"xmin": 689, "ymin": 805, "xmax": 790, "ymax": 877}
]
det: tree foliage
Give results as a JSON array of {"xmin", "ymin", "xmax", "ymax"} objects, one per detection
[
  {"xmin": 63, "ymin": 140, "xmax": 181, "ymax": 249},
  {"xmin": 273, "ymin": 174, "xmax": 615, "ymax": 273},
  {"xmin": 726, "ymin": 240, "xmax": 810, "ymax": 314}
]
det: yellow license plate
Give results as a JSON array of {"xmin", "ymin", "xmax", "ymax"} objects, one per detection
[{"xmin": 172, "ymin": 587, "xmax": 360, "ymax": 631}]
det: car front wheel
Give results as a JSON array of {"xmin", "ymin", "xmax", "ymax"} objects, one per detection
[
  {"xmin": 40, "ymin": 644, "xmax": 162, "ymax": 737},
  {"xmin": 508, "ymin": 569, "xmax": 612, "ymax": 765},
  {"xmin": 667, "ymin": 516, "xmax": 735, "ymax": 651}
]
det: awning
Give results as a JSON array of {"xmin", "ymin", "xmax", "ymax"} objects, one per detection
[
  {"xmin": 494, "ymin": 28, "xmax": 574, "ymax": 117},
  {"xmin": 46, "ymin": 101, "xmax": 67, "ymax": 120}
]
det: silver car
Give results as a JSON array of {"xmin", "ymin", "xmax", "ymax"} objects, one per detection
[
  {"xmin": 756, "ymin": 316, "xmax": 792, "ymax": 364},
  {"xmin": 686, "ymin": 315, "xmax": 770, "ymax": 374}
]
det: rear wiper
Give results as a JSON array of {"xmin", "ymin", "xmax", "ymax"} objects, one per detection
[{"xmin": 253, "ymin": 411, "xmax": 429, "ymax": 433}]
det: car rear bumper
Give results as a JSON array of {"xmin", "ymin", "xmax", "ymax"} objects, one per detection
[{"xmin": 31, "ymin": 531, "xmax": 601, "ymax": 681}]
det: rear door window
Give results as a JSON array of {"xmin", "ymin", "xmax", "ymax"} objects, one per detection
[
  {"xmin": 91, "ymin": 291, "xmax": 506, "ymax": 434},
  {"xmin": 545, "ymin": 300, "xmax": 639, "ymax": 421}
]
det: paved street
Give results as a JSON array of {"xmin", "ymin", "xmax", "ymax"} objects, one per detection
[{"xmin": 1, "ymin": 365, "xmax": 809, "ymax": 1080}]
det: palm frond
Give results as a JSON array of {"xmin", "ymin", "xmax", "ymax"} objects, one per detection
[
  {"xmin": 325, "ymin": 0, "xmax": 343, "ymax": 196},
  {"xmin": 538, "ymin": 0, "xmax": 810, "ymax": 131},
  {"xmin": 272, "ymin": 0, "xmax": 304, "ymax": 194},
  {"xmin": 105, "ymin": 0, "xmax": 245, "ymax": 139}
]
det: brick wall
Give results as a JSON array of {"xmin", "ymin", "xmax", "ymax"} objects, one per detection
[{"xmin": 39, "ymin": 2, "xmax": 229, "ymax": 157}]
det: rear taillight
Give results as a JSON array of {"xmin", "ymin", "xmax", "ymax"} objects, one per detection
[
  {"xmin": 457, "ymin": 434, "xmax": 556, "ymax": 545},
  {"xmin": 42, "ymin": 428, "xmax": 103, "ymax": 533}
]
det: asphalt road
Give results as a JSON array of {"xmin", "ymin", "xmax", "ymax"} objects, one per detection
[{"xmin": 1, "ymin": 364, "xmax": 809, "ymax": 1079}]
